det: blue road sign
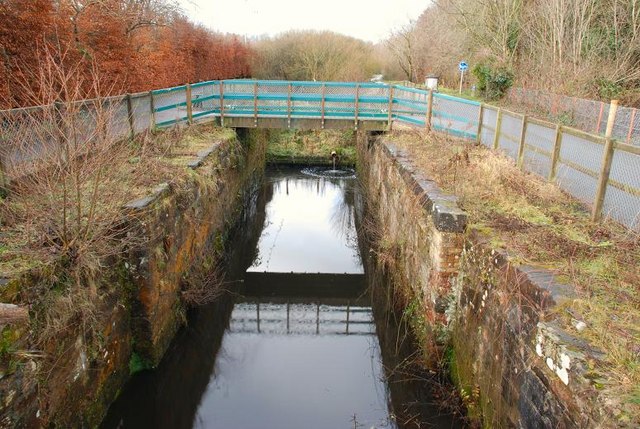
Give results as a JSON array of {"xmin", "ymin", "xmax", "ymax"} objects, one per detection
[{"xmin": 458, "ymin": 61, "xmax": 469, "ymax": 72}]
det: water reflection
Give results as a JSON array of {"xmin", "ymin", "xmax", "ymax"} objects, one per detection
[
  {"xmin": 196, "ymin": 295, "xmax": 391, "ymax": 429},
  {"xmin": 102, "ymin": 167, "xmax": 462, "ymax": 429},
  {"xmin": 230, "ymin": 301, "xmax": 374, "ymax": 336},
  {"xmin": 248, "ymin": 169, "xmax": 361, "ymax": 274}
]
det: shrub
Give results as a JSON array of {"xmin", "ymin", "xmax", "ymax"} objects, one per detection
[
  {"xmin": 472, "ymin": 63, "xmax": 514, "ymax": 100},
  {"xmin": 594, "ymin": 77, "xmax": 623, "ymax": 100}
]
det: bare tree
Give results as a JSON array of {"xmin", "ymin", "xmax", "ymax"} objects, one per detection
[
  {"xmin": 0, "ymin": 45, "xmax": 147, "ymax": 291},
  {"xmin": 438, "ymin": 0, "xmax": 523, "ymax": 65},
  {"xmin": 385, "ymin": 22, "xmax": 419, "ymax": 82},
  {"xmin": 252, "ymin": 31, "xmax": 379, "ymax": 82}
]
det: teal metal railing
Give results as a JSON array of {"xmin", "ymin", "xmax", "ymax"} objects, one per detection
[{"xmin": 149, "ymin": 79, "xmax": 482, "ymax": 139}]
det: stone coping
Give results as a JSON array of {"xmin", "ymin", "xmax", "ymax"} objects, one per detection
[{"xmin": 379, "ymin": 140, "xmax": 467, "ymax": 233}]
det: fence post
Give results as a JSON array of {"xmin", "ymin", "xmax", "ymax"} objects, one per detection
[
  {"xmin": 517, "ymin": 114, "xmax": 528, "ymax": 169},
  {"xmin": 185, "ymin": 83, "xmax": 193, "ymax": 124},
  {"xmin": 387, "ymin": 86, "xmax": 394, "ymax": 130},
  {"xmin": 476, "ymin": 103, "xmax": 484, "ymax": 144},
  {"xmin": 493, "ymin": 108, "xmax": 503, "ymax": 150},
  {"xmin": 148, "ymin": 91, "xmax": 156, "ymax": 129},
  {"xmin": 354, "ymin": 84, "xmax": 360, "ymax": 130},
  {"xmin": 627, "ymin": 108, "xmax": 636, "ymax": 144},
  {"xmin": 426, "ymin": 89, "xmax": 434, "ymax": 130},
  {"xmin": 592, "ymin": 99, "xmax": 619, "ymax": 221},
  {"xmin": 219, "ymin": 82, "xmax": 225, "ymax": 127},
  {"xmin": 321, "ymin": 83, "xmax": 326, "ymax": 129},
  {"xmin": 125, "ymin": 94, "xmax": 135, "ymax": 139},
  {"xmin": 253, "ymin": 81, "xmax": 258, "ymax": 127},
  {"xmin": 595, "ymin": 101, "xmax": 604, "ymax": 133},
  {"xmin": 287, "ymin": 83, "xmax": 292, "ymax": 129},
  {"xmin": 548, "ymin": 124, "xmax": 563, "ymax": 182}
]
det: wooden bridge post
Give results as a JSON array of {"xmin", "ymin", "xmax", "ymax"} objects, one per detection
[
  {"xmin": 387, "ymin": 86, "xmax": 394, "ymax": 130},
  {"xmin": 354, "ymin": 84, "xmax": 360, "ymax": 130},
  {"xmin": 321, "ymin": 83, "xmax": 326, "ymax": 129},
  {"xmin": 287, "ymin": 83, "xmax": 292, "ymax": 128},
  {"xmin": 219, "ymin": 82, "xmax": 225, "ymax": 127},
  {"xmin": 253, "ymin": 81, "xmax": 258, "ymax": 127},
  {"xmin": 592, "ymin": 99, "xmax": 619, "ymax": 221},
  {"xmin": 185, "ymin": 83, "xmax": 193, "ymax": 124}
]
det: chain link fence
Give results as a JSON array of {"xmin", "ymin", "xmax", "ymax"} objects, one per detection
[
  {"xmin": 392, "ymin": 82, "xmax": 639, "ymax": 231},
  {"xmin": 506, "ymin": 88, "xmax": 640, "ymax": 146},
  {"xmin": 478, "ymin": 104, "xmax": 640, "ymax": 230}
]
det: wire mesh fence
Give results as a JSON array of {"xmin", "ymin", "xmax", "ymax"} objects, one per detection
[
  {"xmin": 475, "ymin": 103, "xmax": 638, "ymax": 230},
  {"xmin": 507, "ymin": 87, "xmax": 640, "ymax": 146}
]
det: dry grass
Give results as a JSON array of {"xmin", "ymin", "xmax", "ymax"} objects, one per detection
[
  {"xmin": 0, "ymin": 123, "xmax": 233, "ymax": 279},
  {"xmin": 388, "ymin": 129, "xmax": 640, "ymax": 417}
]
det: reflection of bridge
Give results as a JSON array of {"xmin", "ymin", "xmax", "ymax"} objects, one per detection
[
  {"xmin": 229, "ymin": 302, "xmax": 374, "ymax": 336},
  {"xmin": 151, "ymin": 79, "xmax": 481, "ymax": 137},
  {"xmin": 233, "ymin": 272, "xmax": 373, "ymax": 336}
]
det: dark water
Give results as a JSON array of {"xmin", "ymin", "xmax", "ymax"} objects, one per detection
[{"xmin": 102, "ymin": 167, "xmax": 462, "ymax": 429}]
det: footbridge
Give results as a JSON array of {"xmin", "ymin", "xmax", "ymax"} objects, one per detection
[{"xmin": 151, "ymin": 79, "xmax": 481, "ymax": 138}]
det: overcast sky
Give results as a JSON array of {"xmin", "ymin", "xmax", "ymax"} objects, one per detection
[{"xmin": 177, "ymin": 0, "xmax": 429, "ymax": 43}]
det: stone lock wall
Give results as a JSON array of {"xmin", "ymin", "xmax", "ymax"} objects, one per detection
[
  {"xmin": 452, "ymin": 232, "xmax": 612, "ymax": 428},
  {"xmin": 0, "ymin": 130, "xmax": 267, "ymax": 428},
  {"xmin": 357, "ymin": 131, "xmax": 613, "ymax": 428},
  {"xmin": 356, "ymin": 131, "xmax": 467, "ymax": 365},
  {"xmin": 127, "ymin": 135, "xmax": 265, "ymax": 366}
]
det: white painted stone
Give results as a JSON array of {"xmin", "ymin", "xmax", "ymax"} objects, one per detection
[
  {"xmin": 560, "ymin": 353, "xmax": 571, "ymax": 369},
  {"xmin": 556, "ymin": 367, "xmax": 569, "ymax": 385},
  {"xmin": 546, "ymin": 357, "xmax": 555, "ymax": 371},
  {"xmin": 575, "ymin": 321, "xmax": 587, "ymax": 332},
  {"xmin": 536, "ymin": 343, "xmax": 543, "ymax": 357}
]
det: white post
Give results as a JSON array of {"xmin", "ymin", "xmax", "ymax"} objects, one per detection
[{"xmin": 459, "ymin": 70, "xmax": 464, "ymax": 94}]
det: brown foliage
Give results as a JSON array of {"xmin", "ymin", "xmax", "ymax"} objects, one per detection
[{"xmin": 0, "ymin": 0, "xmax": 252, "ymax": 108}]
